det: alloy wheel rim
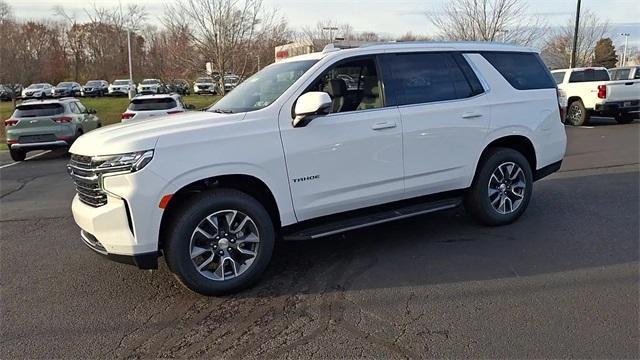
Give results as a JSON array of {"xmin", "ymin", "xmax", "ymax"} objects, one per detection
[
  {"xmin": 488, "ymin": 162, "xmax": 526, "ymax": 215},
  {"xmin": 569, "ymin": 104, "xmax": 582, "ymax": 123},
  {"xmin": 189, "ymin": 210, "xmax": 260, "ymax": 281}
]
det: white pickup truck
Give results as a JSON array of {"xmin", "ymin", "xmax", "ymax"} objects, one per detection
[{"xmin": 552, "ymin": 67, "xmax": 640, "ymax": 125}]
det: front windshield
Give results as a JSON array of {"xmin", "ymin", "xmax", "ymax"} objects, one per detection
[
  {"xmin": 57, "ymin": 82, "xmax": 72, "ymax": 87},
  {"xmin": 210, "ymin": 60, "xmax": 317, "ymax": 113},
  {"xmin": 114, "ymin": 80, "xmax": 129, "ymax": 85},
  {"xmin": 142, "ymin": 79, "xmax": 159, "ymax": 84},
  {"xmin": 29, "ymin": 84, "xmax": 44, "ymax": 89},
  {"xmin": 86, "ymin": 81, "xmax": 101, "ymax": 86}
]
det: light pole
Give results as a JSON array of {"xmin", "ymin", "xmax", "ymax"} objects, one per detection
[
  {"xmin": 127, "ymin": 29, "xmax": 134, "ymax": 99},
  {"xmin": 620, "ymin": 33, "xmax": 630, "ymax": 66},
  {"xmin": 570, "ymin": 0, "xmax": 581, "ymax": 68}
]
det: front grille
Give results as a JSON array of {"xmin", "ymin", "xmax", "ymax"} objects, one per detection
[{"xmin": 69, "ymin": 154, "xmax": 107, "ymax": 207}]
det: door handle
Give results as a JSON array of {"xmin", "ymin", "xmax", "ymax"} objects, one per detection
[
  {"xmin": 462, "ymin": 112, "xmax": 483, "ymax": 119},
  {"xmin": 371, "ymin": 121, "xmax": 397, "ymax": 130}
]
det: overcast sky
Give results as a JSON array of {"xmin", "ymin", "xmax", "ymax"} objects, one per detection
[{"xmin": 6, "ymin": 0, "xmax": 640, "ymax": 46}]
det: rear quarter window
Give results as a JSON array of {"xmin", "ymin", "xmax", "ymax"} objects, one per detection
[
  {"xmin": 568, "ymin": 69, "xmax": 610, "ymax": 82},
  {"xmin": 128, "ymin": 98, "xmax": 177, "ymax": 111},
  {"xmin": 481, "ymin": 52, "xmax": 556, "ymax": 90},
  {"xmin": 552, "ymin": 71, "xmax": 565, "ymax": 84},
  {"xmin": 14, "ymin": 104, "xmax": 64, "ymax": 117}
]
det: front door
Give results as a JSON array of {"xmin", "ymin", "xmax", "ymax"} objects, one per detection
[{"xmin": 279, "ymin": 56, "xmax": 404, "ymax": 221}]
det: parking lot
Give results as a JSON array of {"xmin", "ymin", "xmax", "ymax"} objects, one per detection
[{"xmin": 0, "ymin": 118, "xmax": 638, "ymax": 358}]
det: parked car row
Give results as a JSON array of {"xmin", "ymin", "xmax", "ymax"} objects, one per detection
[{"xmin": 2, "ymin": 75, "xmax": 245, "ymax": 101}]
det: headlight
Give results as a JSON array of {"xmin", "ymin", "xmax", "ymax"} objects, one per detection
[{"xmin": 93, "ymin": 150, "xmax": 154, "ymax": 173}]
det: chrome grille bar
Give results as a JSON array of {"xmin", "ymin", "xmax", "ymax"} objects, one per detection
[{"xmin": 68, "ymin": 154, "xmax": 107, "ymax": 207}]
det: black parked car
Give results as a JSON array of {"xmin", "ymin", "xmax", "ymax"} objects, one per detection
[
  {"xmin": 168, "ymin": 79, "xmax": 191, "ymax": 95},
  {"xmin": 53, "ymin": 82, "xmax": 82, "ymax": 97},
  {"xmin": 83, "ymin": 80, "xmax": 109, "ymax": 97}
]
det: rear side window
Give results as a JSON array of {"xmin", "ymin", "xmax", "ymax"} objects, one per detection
[
  {"xmin": 14, "ymin": 104, "xmax": 64, "ymax": 117},
  {"xmin": 610, "ymin": 69, "xmax": 630, "ymax": 80},
  {"xmin": 552, "ymin": 72, "xmax": 565, "ymax": 84},
  {"xmin": 128, "ymin": 98, "xmax": 177, "ymax": 111},
  {"xmin": 568, "ymin": 69, "xmax": 610, "ymax": 83},
  {"xmin": 481, "ymin": 52, "xmax": 555, "ymax": 90},
  {"xmin": 385, "ymin": 52, "xmax": 483, "ymax": 106}
]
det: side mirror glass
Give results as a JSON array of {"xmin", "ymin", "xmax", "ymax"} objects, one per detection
[
  {"xmin": 293, "ymin": 91, "xmax": 332, "ymax": 127},
  {"xmin": 87, "ymin": 108, "xmax": 97, "ymax": 114}
]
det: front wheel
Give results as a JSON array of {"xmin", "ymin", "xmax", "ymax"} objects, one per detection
[
  {"xmin": 464, "ymin": 148, "xmax": 533, "ymax": 226},
  {"xmin": 9, "ymin": 148, "xmax": 26, "ymax": 162},
  {"xmin": 164, "ymin": 189, "xmax": 275, "ymax": 295}
]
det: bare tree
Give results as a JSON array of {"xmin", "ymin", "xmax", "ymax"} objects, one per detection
[
  {"xmin": 164, "ymin": 0, "xmax": 275, "ymax": 93},
  {"xmin": 429, "ymin": 0, "xmax": 546, "ymax": 46},
  {"xmin": 540, "ymin": 10, "xmax": 608, "ymax": 69}
]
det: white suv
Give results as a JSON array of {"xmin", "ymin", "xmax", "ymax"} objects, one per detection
[
  {"xmin": 68, "ymin": 42, "xmax": 566, "ymax": 295},
  {"xmin": 121, "ymin": 94, "xmax": 187, "ymax": 121},
  {"xmin": 108, "ymin": 79, "xmax": 136, "ymax": 96}
]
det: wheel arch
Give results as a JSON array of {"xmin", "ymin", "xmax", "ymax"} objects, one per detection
[
  {"xmin": 476, "ymin": 135, "xmax": 537, "ymax": 176},
  {"xmin": 159, "ymin": 174, "xmax": 282, "ymax": 249}
]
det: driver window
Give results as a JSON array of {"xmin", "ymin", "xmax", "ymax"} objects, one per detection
[{"xmin": 306, "ymin": 57, "xmax": 383, "ymax": 114}]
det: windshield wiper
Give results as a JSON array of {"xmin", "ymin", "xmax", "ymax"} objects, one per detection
[{"xmin": 210, "ymin": 108, "xmax": 233, "ymax": 114}]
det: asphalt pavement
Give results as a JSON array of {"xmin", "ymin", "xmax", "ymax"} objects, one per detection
[{"xmin": 1, "ymin": 117, "xmax": 638, "ymax": 358}]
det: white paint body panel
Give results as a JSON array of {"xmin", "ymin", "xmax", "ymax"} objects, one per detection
[{"xmin": 69, "ymin": 42, "xmax": 566, "ymax": 257}]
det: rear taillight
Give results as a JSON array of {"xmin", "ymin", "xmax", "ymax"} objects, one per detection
[
  {"xmin": 53, "ymin": 116, "xmax": 72, "ymax": 124},
  {"xmin": 121, "ymin": 112, "xmax": 135, "ymax": 120},
  {"xmin": 4, "ymin": 119, "xmax": 18, "ymax": 126},
  {"xmin": 167, "ymin": 110, "xmax": 184, "ymax": 115},
  {"xmin": 597, "ymin": 85, "xmax": 606, "ymax": 99}
]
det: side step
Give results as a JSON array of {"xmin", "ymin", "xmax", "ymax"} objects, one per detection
[{"xmin": 282, "ymin": 198, "xmax": 462, "ymax": 241}]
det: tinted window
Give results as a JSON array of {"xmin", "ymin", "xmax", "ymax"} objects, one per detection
[
  {"xmin": 68, "ymin": 102, "xmax": 81, "ymax": 114},
  {"xmin": 482, "ymin": 52, "xmax": 556, "ymax": 90},
  {"xmin": 142, "ymin": 79, "xmax": 160, "ymax": 85},
  {"xmin": 196, "ymin": 78, "xmax": 214, "ymax": 83},
  {"xmin": 305, "ymin": 57, "xmax": 382, "ymax": 113},
  {"xmin": 568, "ymin": 69, "xmax": 610, "ymax": 83},
  {"xmin": 113, "ymin": 80, "xmax": 129, "ymax": 85},
  {"xmin": 552, "ymin": 71, "xmax": 565, "ymax": 84},
  {"xmin": 386, "ymin": 52, "xmax": 478, "ymax": 106},
  {"xmin": 14, "ymin": 104, "xmax": 64, "ymax": 117},
  {"xmin": 128, "ymin": 98, "xmax": 177, "ymax": 111}
]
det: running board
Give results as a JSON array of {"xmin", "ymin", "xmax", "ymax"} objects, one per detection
[{"xmin": 282, "ymin": 198, "xmax": 462, "ymax": 241}]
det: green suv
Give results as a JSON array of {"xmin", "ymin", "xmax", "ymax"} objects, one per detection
[{"xmin": 5, "ymin": 98, "xmax": 101, "ymax": 161}]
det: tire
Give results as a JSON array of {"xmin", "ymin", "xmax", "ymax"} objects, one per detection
[
  {"xmin": 615, "ymin": 113, "xmax": 637, "ymax": 124},
  {"xmin": 566, "ymin": 99, "xmax": 590, "ymax": 126},
  {"xmin": 9, "ymin": 148, "xmax": 26, "ymax": 162},
  {"xmin": 464, "ymin": 147, "xmax": 533, "ymax": 226},
  {"xmin": 164, "ymin": 189, "xmax": 275, "ymax": 296}
]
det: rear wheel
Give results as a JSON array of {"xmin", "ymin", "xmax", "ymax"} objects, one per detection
[
  {"xmin": 464, "ymin": 148, "xmax": 533, "ymax": 226},
  {"xmin": 615, "ymin": 113, "xmax": 637, "ymax": 124},
  {"xmin": 566, "ymin": 100, "xmax": 589, "ymax": 126},
  {"xmin": 164, "ymin": 189, "xmax": 275, "ymax": 295},
  {"xmin": 9, "ymin": 148, "xmax": 26, "ymax": 162}
]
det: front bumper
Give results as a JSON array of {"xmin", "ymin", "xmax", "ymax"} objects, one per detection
[{"xmin": 81, "ymin": 230, "xmax": 158, "ymax": 269}]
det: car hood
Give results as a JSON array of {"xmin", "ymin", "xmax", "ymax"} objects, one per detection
[{"xmin": 69, "ymin": 111, "xmax": 247, "ymax": 156}]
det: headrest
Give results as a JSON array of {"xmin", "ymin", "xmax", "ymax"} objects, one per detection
[
  {"xmin": 362, "ymin": 77, "xmax": 379, "ymax": 97},
  {"xmin": 323, "ymin": 79, "xmax": 347, "ymax": 97}
]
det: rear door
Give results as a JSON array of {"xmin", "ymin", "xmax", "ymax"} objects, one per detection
[{"xmin": 381, "ymin": 52, "xmax": 490, "ymax": 198}]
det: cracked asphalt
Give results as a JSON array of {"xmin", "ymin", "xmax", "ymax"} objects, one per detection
[{"xmin": 1, "ymin": 117, "xmax": 638, "ymax": 358}]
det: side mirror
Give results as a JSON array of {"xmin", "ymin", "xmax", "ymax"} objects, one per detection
[
  {"xmin": 186, "ymin": 104, "xmax": 196, "ymax": 110},
  {"xmin": 293, "ymin": 91, "xmax": 332, "ymax": 127},
  {"xmin": 87, "ymin": 108, "xmax": 97, "ymax": 114}
]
